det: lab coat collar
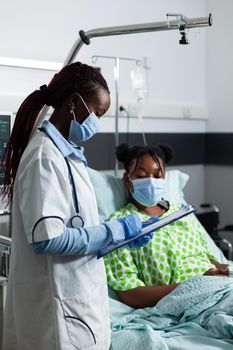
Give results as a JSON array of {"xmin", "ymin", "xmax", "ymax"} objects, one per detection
[{"xmin": 39, "ymin": 120, "xmax": 87, "ymax": 166}]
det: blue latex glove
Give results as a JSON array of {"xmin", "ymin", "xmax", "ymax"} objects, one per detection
[
  {"xmin": 142, "ymin": 215, "xmax": 159, "ymax": 229},
  {"xmin": 117, "ymin": 214, "xmax": 152, "ymax": 248}
]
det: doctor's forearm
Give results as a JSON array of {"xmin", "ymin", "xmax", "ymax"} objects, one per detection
[{"xmin": 31, "ymin": 220, "xmax": 125, "ymax": 255}]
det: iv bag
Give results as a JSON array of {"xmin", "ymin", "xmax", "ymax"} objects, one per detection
[{"xmin": 131, "ymin": 66, "xmax": 147, "ymax": 100}]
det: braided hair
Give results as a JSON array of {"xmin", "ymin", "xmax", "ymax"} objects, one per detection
[
  {"xmin": 116, "ymin": 143, "xmax": 174, "ymax": 175},
  {"xmin": 2, "ymin": 62, "xmax": 110, "ymax": 203}
]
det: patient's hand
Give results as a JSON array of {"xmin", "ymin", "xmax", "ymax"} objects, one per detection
[
  {"xmin": 208, "ymin": 260, "xmax": 229, "ymax": 276},
  {"xmin": 204, "ymin": 265, "xmax": 229, "ymax": 277}
]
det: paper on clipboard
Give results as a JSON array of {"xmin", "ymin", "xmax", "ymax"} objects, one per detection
[{"xmin": 97, "ymin": 204, "xmax": 196, "ymax": 259}]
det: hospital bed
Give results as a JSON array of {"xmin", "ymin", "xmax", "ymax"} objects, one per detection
[
  {"xmin": 0, "ymin": 168, "xmax": 232, "ymax": 350},
  {"xmin": 87, "ymin": 168, "xmax": 233, "ymax": 350}
]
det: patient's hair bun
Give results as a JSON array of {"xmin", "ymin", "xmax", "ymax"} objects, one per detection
[
  {"xmin": 115, "ymin": 143, "xmax": 130, "ymax": 163},
  {"xmin": 158, "ymin": 144, "xmax": 175, "ymax": 164}
]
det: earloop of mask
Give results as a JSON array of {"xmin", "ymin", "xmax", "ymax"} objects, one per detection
[
  {"xmin": 71, "ymin": 109, "xmax": 77, "ymax": 122},
  {"xmin": 76, "ymin": 93, "xmax": 91, "ymax": 115}
]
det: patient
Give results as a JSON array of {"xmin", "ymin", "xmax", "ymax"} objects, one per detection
[{"xmin": 104, "ymin": 143, "xmax": 229, "ymax": 308}]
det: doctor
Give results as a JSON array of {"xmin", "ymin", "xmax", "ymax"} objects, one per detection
[{"xmin": 1, "ymin": 62, "xmax": 152, "ymax": 350}]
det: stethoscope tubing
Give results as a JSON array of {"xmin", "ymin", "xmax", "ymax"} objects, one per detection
[
  {"xmin": 64, "ymin": 158, "xmax": 80, "ymax": 214},
  {"xmin": 40, "ymin": 127, "xmax": 84, "ymax": 228}
]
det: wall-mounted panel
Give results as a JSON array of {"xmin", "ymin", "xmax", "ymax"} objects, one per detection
[
  {"xmin": 205, "ymin": 133, "xmax": 233, "ymax": 165},
  {"xmin": 84, "ymin": 132, "xmax": 205, "ymax": 170}
]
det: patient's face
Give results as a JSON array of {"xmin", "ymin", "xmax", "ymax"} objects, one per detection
[{"xmin": 124, "ymin": 154, "xmax": 165, "ymax": 192}]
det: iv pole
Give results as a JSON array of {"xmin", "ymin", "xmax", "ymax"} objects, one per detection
[{"xmin": 91, "ymin": 55, "xmax": 142, "ymax": 176}]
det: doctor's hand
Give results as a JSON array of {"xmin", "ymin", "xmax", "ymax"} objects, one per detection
[
  {"xmin": 142, "ymin": 216, "xmax": 159, "ymax": 228},
  {"xmin": 117, "ymin": 214, "xmax": 152, "ymax": 248}
]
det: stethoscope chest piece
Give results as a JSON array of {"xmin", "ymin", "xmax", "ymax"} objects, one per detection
[{"xmin": 71, "ymin": 215, "xmax": 84, "ymax": 228}]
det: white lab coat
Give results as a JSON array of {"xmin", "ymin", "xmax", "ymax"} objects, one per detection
[{"xmin": 2, "ymin": 132, "xmax": 110, "ymax": 350}]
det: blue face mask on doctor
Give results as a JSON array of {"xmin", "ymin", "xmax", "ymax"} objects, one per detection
[
  {"xmin": 130, "ymin": 177, "xmax": 166, "ymax": 207},
  {"xmin": 68, "ymin": 95, "xmax": 101, "ymax": 143}
]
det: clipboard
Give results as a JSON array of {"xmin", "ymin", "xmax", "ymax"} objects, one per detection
[{"xmin": 97, "ymin": 204, "xmax": 196, "ymax": 259}]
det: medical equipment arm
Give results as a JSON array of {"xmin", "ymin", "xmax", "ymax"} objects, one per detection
[{"xmin": 34, "ymin": 14, "xmax": 212, "ymax": 132}]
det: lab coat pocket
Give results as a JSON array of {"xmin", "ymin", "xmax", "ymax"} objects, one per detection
[{"xmin": 61, "ymin": 296, "xmax": 96, "ymax": 349}]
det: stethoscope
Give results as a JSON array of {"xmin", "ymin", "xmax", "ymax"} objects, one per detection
[
  {"xmin": 40, "ymin": 126, "xmax": 84, "ymax": 228},
  {"xmin": 64, "ymin": 158, "xmax": 85, "ymax": 228}
]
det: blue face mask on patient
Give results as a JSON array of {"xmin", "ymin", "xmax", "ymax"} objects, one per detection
[
  {"xmin": 130, "ymin": 177, "xmax": 165, "ymax": 207},
  {"xmin": 68, "ymin": 95, "xmax": 101, "ymax": 143}
]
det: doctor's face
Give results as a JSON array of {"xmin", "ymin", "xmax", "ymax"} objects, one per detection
[{"xmin": 76, "ymin": 88, "xmax": 111, "ymax": 124}]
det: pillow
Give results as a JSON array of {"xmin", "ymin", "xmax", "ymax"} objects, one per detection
[
  {"xmin": 164, "ymin": 169, "xmax": 189, "ymax": 204},
  {"xmin": 87, "ymin": 167, "xmax": 189, "ymax": 223},
  {"xmin": 87, "ymin": 167, "xmax": 128, "ymax": 223}
]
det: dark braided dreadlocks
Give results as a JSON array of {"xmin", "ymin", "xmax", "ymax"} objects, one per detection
[{"xmin": 2, "ymin": 62, "xmax": 110, "ymax": 203}]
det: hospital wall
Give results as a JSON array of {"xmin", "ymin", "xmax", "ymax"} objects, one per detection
[{"xmin": 204, "ymin": 0, "xmax": 233, "ymax": 235}]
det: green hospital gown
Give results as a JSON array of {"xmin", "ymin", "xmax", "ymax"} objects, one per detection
[{"xmin": 104, "ymin": 203, "xmax": 217, "ymax": 291}]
